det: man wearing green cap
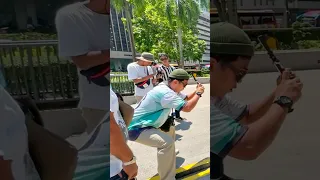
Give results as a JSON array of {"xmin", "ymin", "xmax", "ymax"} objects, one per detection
[
  {"xmin": 210, "ymin": 22, "xmax": 303, "ymax": 179},
  {"xmin": 127, "ymin": 52, "xmax": 157, "ymax": 103},
  {"xmin": 127, "ymin": 69, "xmax": 205, "ymax": 180}
]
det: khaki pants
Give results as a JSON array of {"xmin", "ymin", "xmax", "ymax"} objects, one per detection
[
  {"xmin": 135, "ymin": 96, "xmax": 143, "ymax": 103},
  {"xmin": 81, "ymin": 108, "xmax": 107, "ymax": 134},
  {"xmin": 135, "ymin": 126, "xmax": 176, "ymax": 180}
]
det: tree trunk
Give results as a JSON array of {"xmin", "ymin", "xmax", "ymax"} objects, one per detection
[
  {"xmin": 221, "ymin": 0, "xmax": 228, "ymax": 21},
  {"xmin": 285, "ymin": 0, "xmax": 290, "ymax": 27},
  {"xmin": 213, "ymin": 0, "xmax": 227, "ymax": 22},
  {"xmin": 124, "ymin": 1, "xmax": 136, "ymax": 61},
  {"xmin": 226, "ymin": 0, "xmax": 238, "ymax": 26},
  {"xmin": 177, "ymin": 27, "xmax": 184, "ymax": 69}
]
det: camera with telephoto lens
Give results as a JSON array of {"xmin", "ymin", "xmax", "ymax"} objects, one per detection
[{"xmin": 150, "ymin": 62, "xmax": 163, "ymax": 76}]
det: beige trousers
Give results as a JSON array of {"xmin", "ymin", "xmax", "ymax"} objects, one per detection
[
  {"xmin": 81, "ymin": 108, "xmax": 107, "ymax": 134},
  {"xmin": 135, "ymin": 126, "xmax": 176, "ymax": 180}
]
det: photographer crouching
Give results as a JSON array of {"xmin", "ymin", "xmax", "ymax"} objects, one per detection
[{"xmin": 127, "ymin": 69, "xmax": 205, "ymax": 180}]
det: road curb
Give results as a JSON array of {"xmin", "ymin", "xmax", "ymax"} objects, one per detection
[{"xmin": 148, "ymin": 157, "xmax": 210, "ymax": 180}]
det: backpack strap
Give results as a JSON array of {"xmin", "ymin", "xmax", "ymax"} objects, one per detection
[{"xmin": 78, "ymin": 113, "xmax": 109, "ymax": 151}]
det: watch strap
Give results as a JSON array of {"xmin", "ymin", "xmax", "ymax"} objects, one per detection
[
  {"xmin": 196, "ymin": 92, "xmax": 202, "ymax": 97},
  {"xmin": 274, "ymin": 96, "xmax": 293, "ymax": 113}
]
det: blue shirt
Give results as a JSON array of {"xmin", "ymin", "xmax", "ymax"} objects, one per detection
[{"xmin": 128, "ymin": 82, "xmax": 186, "ymax": 132}]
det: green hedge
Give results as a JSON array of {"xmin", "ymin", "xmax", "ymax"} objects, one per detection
[
  {"xmin": 245, "ymin": 28, "xmax": 320, "ymax": 48},
  {"xmin": 0, "ymin": 33, "xmax": 57, "ymax": 41}
]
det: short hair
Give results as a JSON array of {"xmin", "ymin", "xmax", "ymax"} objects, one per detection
[
  {"xmin": 211, "ymin": 53, "xmax": 251, "ymax": 66},
  {"xmin": 159, "ymin": 53, "xmax": 168, "ymax": 59}
]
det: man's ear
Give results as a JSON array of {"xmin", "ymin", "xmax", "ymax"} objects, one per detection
[{"xmin": 210, "ymin": 57, "xmax": 217, "ymax": 71}]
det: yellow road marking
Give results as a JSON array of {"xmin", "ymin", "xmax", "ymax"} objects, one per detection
[
  {"xmin": 182, "ymin": 168, "xmax": 210, "ymax": 180},
  {"xmin": 148, "ymin": 158, "xmax": 210, "ymax": 180}
]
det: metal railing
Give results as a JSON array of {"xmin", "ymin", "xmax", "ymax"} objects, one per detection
[
  {"xmin": 0, "ymin": 41, "xmax": 134, "ymax": 104},
  {"xmin": 110, "ymin": 73, "xmax": 134, "ymax": 95}
]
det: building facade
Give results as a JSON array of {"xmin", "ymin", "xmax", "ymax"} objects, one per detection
[
  {"xmin": 210, "ymin": 0, "xmax": 320, "ymax": 27},
  {"xmin": 197, "ymin": 12, "xmax": 210, "ymax": 64},
  {"xmin": 110, "ymin": 6, "xmax": 135, "ymax": 72}
]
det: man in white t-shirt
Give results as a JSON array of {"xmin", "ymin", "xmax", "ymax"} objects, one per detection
[
  {"xmin": 110, "ymin": 87, "xmax": 138, "ymax": 180},
  {"xmin": 127, "ymin": 52, "xmax": 156, "ymax": 103},
  {"xmin": 0, "ymin": 85, "xmax": 40, "ymax": 180},
  {"xmin": 55, "ymin": 0, "xmax": 110, "ymax": 134}
]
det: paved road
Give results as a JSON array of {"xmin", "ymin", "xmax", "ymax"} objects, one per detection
[
  {"xmin": 128, "ymin": 84, "xmax": 210, "ymax": 180},
  {"xmin": 65, "ymin": 69, "xmax": 320, "ymax": 180},
  {"xmin": 225, "ymin": 70, "xmax": 320, "ymax": 180}
]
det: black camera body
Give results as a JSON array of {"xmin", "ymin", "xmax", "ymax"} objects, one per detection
[{"xmin": 159, "ymin": 116, "xmax": 175, "ymax": 132}]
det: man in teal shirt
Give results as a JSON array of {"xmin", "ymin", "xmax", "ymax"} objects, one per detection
[
  {"xmin": 210, "ymin": 22, "xmax": 303, "ymax": 179},
  {"xmin": 128, "ymin": 69, "xmax": 205, "ymax": 180}
]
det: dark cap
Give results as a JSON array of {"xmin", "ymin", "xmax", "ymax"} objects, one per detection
[
  {"xmin": 169, "ymin": 69, "xmax": 190, "ymax": 80},
  {"xmin": 211, "ymin": 22, "xmax": 254, "ymax": 57},
  {"xmin": 136, "ymin": 52, "xmax": 155, "ymax": 62}
]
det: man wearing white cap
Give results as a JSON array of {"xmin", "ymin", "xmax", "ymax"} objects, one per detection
[{"xmin": 127, "ymin": 52, "xmax": 157, "ymax": 103}]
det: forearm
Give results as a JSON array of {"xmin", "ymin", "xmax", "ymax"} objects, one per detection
[
  {"xmin": 72, "ymin": 50, "xmax": 109, "ymax": 70},
  {"xmin": 110, "ymin": 118, "xmax": 134, "ymax": 162},
  {"xmin": 186, "ymin": 90, "xmax": 196, "ymax": 100},
  {"xmin": 246, "ymin": 89, "xmax": 276, "ymax": 124},
  {"xmin": 119, "ymin": 100, "xmax": 134, "ymax": 127},
  {"xmin": 242, "ymin": 104, "xmax": 287, "ymax": 156},
  {"xmin": 182, "ymin": 95, "xmax": 201, "ymax": 112}
]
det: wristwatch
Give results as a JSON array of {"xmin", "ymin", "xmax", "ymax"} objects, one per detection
[
  {"xmin": 273, "ymin": 96, "xmax": 294, "ymax": 113},
  {"xmin": 123, "ymin": 156, "xmax": 136, "ymax": 166},
  {"xmin": 196, "ymin": 91, "xmax": 202, "ymax": 97}
]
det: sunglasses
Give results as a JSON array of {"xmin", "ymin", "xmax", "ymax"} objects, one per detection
[
  {"xmin": 160, "ymin": 58, "xmax": 168, "ymax": 61},
  {"xmin": 179, "ymin": 80, "xmax": 188, "ymax": 87},
  {"xmin": 226, "ymin": 64, "xmax": 248, "ymax": 83}
]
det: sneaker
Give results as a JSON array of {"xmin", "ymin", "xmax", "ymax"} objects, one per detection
[
  {"xmin": 175, "ymin": 149, "xmax": 179, "ymax": 155},
  {"xmin": 175, "ymin": 117, "xmax": 184, "ymax": 122}
]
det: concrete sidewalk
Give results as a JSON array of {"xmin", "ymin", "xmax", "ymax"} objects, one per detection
[
  {"xmin": 128, "ymin": 84, "xmax": 210, "ymax": 179},
  {"xmin": 225, "ymin": 70, "xmax": 320, "ymax": 180}
]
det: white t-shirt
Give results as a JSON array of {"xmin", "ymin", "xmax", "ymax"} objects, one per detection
[
  {"xmin": 127, "ymin": 62, "xmax": 154, "ymax": 97},
  {"xmin": 72, "ymin": 112, "xmax": 109, "ymax": 179},
  {"xmin": 55, "ymin": 1, "xmax": 110, "ymax": 110},
  {"xmin": 110, "ymin": 88, "xmax": 128, "ymax": 177},
  {"xmin": 0, "ymin": 86, "xmax": 40, "ymax": 180}
]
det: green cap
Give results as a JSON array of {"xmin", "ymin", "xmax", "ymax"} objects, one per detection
[
  {"xmin": 169, "ymin": 69, "xmax": 190, "ymax": 80},
  {"xmin": 211, "ymin": 22, "xmax": 254, "ymax": 57}
]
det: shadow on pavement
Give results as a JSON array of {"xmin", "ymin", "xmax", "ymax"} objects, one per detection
[
  {"xmin": 176, "ymin": 156, "xmax": 186, "ymax": 168},
  {"xmin": 175, "ymin": 133, "xmax": 183, "ymax": 141},
  {"xmin": 175, "ymin": 120, "xmax": 192, "ymax": 131}
]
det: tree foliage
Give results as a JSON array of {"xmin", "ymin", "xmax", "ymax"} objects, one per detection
[
  {"xmin": 292, "ymin": 21, "xmax": 312, "ymax": 42},
  {"xmin": 131, "ymin": 1, "xmax": 206, "ymax": 62}
]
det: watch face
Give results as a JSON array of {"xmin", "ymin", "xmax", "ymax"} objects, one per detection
[{"xmin": 280, "ymin": 96, "xmax": 292, "ymax": 104}]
